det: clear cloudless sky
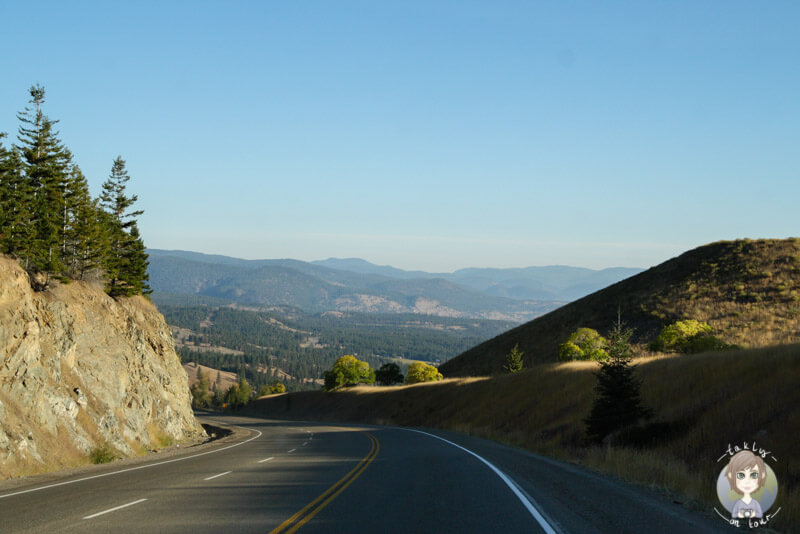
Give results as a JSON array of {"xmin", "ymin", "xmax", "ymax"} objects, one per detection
[{"xmin": 2, "ymin": 1, "xmax": 798, "ymax": 272}]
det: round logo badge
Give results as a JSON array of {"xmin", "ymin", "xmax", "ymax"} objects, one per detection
[{"xmin": 715, "ymin": 444, "xmax": 780, "ymax": 529}]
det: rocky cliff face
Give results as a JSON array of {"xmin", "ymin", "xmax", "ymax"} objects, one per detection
[{"xmin": 0, "ymin": 256, "xmax": 204, "ymax": 478}]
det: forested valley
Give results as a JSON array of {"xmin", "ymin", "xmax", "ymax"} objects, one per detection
[{"xmin": 157, "ymin": 299, "xmax": 515, "ymax": 393}]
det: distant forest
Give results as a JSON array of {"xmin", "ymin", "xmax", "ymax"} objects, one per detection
[
  {"xmin": 158, "ymin": 302, "xmax": 514, "ymax": 392},
  {"xmin": 0, "ymin": 85, "xmax": 149, "ymax": 296}
]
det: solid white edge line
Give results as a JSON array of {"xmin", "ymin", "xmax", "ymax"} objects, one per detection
[
  {"xmin": 83, "ymin": 498, "xmax": 147, "ymax": 520},
  {"xmin": 204, "ymin": 470, "xmax": 232, "ymax": 481},
  {"xmin": 402, "ymin": 428, "xmax": 561, "ymax": 534},
  {"xmin": 0, "ymin": 423, "xmax": 262, "ymax": 500},
  {"xmin": 258, "ymin": 457, "xmax": 275, "ymax": 463}
]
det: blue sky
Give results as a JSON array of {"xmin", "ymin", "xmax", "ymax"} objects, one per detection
[{"xmin": 2, "ymin": 1, "xmax": 798, "ymax": 271}]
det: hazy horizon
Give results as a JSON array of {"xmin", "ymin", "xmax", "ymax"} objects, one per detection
[{"xmin": 149, "ymin": 246, "xmax": 650, "ymax": 273}]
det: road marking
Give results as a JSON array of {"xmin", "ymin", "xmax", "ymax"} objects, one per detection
[
  {"xmin": 259, "ymin": 457, "xmax": 275, "ymax": 463},
  {"xmin": 0, "ymin": 424, "xmax": 262, "ymax": 501},
  {"xmin": 288, "ymin": 448, "xmax": 296, "ymax": 453},
  {"xmin": 302, "ymin": 442, "xmax": 309, "ymax": 446},
  {"xmin": 402, "ymin": 429, "xmax": 561, "ymax": 534},
  {"xmin": 204, "ymin": 471, "xmax": 232, "ymax": 481},
  {"xmin": 83, "ymin": 498, "xmax": 147, "ymax": 520},
  {"xmin": 270, "ymin": 432, "xmax": 379, "ymax": 534}
]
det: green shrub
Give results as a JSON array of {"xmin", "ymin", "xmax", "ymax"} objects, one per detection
[
  {"xmin": 406, "ymin": 362, "xmax": 443, "ymax": 384},
  {"xmin": 90, "ymin": 444, "xmax": 117, "ymax": 464},
  {"xmin": 259, "ymin": 381, "xmax": 286, "ymax": 396},
  {"xmin": 558, "ymin": 341, "xmax": 584, "ymax": 361},
  {"xmin": 558, "ymin": 328, "xmax": 608, "ymax": 361},
  {"xmin": 650, "ymin": 319, "xmax": 733, "ymax": 353}
]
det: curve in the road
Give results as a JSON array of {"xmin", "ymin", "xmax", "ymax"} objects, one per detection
[{"xmin": 399, "ymin": 428, "xmax": 560, "ymax": 534}]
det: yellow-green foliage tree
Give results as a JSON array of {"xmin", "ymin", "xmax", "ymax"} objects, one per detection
[
  {"xmin": 224, "ymin": 378, "xmax": 252, "ymax": 409},
  {"xmin": 406, "ymin": 361, "xmax": 443, "ymax": 384},
  {"xmin": 558, "ymin": 328, "xmax": 609, "ymax": 361},
  {"xmin": 324, "ymin": 355, "xmax": 375, "ymax": 391},
  {"xmin": 190, "ymin": 368, "xmax": 212, "ymax": 408},
  {"xmin": 650, "ymin": 319, "xmax": 732, "ymax": 353},
  {"xmin": 258, "ymin": 381, "xmax": 286, "ymax": 396}
]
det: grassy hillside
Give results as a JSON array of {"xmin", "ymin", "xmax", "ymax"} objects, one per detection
[
  {"xmin": 441, "ymin": 238, "xmax": 800, "ymax": 376},
  {"xmin": 249, "ymin": 343, "xmax": 800, "ymax": 532}
]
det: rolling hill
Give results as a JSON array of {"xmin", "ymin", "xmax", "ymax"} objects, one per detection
[{"xmin": 440, "ymin": 238, "xmax": 800, "ymax": 376}]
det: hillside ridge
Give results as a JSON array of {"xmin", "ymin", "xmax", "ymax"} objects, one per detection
[{"xmin": 440, "ymin": 238, "xmax": 800, "ymax": 376}]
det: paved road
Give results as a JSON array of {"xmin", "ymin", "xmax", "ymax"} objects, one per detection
[{"xmin": 0, "ymin": 414, "xmax": 732, "ymax": 533}]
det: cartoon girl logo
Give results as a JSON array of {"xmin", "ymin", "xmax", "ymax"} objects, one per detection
[
  {"xmin": 726, "ymin": 451, "xmax": 767, "ymax": 518},
  {"xmin": 716, "ymin": 446, "xmax": 780, "ymax": 527}
]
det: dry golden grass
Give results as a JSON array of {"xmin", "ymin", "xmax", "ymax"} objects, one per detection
[{"xmin": 250, "ymin": 343, "xmax": 800, "ymax": 532}]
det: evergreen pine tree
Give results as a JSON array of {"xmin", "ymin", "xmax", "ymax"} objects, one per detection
[
  {"xmin": 1, "ymin": 133, "xmax": 15, "ymax": 249},
  {"xmin": 15, "ymin": 84, "xmax": 71, "ymax": 275},
  {"xmin": 99, "ymin": 156, "xmax": 148, "ymax": 296},
  {"xmin": 584, "ymin": 320, "xmax": 653, "ymax": 444},
  {"xmin": 117, "ymin": 223, "xmax": 151, "ymax": 295},
  {"xmin": 17, "ymin": 85, "xmax": 71, "ymax": 273},
  {"xmin": 0, "ymin": 141, "xmax": 33, "ymax": 261},
  {"xmin": 503, "ymin": 343, "xmax": 524, "ymax": 373},
  {"xmin": 63, "ymin": 166, "xmax": 108, "ymax": 279}
]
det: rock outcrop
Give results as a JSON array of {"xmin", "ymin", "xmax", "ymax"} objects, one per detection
[{"xmin": 0, "ymin": 256, "xmax": 204, "ymax": 478}]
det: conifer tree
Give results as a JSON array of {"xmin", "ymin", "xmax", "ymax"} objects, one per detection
[
  {"xmin": 62, "ymin": 166, "xmax": 108, "ymax": 279},
  {"xmin": 0, "ymin": 133, "xmax": 10, "ymax": 247},
  {"xmin": 584, "ymin": 321, "xmax": 653, "ymax": 444},
  {"xmin": 120, "ymin": 224, "xmax": 151, "ymax": 295},
  {"xmin": 1, "ymin": 134, "xmax": 15, "ymax": 247},
  {"xmin": 15, "ymin": 84, "xmax": 71, "ymax": 275},
  {"xmin": 100, "ymin": 156, "xmax": 149, "ymax": 296},
  {"xmin": 0, "ymin": 140, "xmax": 33, "ymax": 261},
  {"xmin": 503, "ymin": 343, "xmax": 524, "ymax": 373}
]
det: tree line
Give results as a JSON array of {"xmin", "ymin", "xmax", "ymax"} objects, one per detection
[
  {"xmin": 0, "ymin": 85, "xmax": 149, "ymax": 296},
  {"xmin": 323, "ymin": 355, "xmax": 442, "ymax": 390}
]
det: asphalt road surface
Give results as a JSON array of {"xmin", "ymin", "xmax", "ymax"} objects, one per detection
[{"xmin": 0, "ymin": 414, "xmax": 733, "ymax": 533}]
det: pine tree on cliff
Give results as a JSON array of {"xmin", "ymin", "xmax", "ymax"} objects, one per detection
[
  {"xmin": 15, "ymin": 84, "xmax": 72, "ymax": 274},
  {"xmin": 62, "ymin": 166, "xmax": 109, "ymax": 280},
  {"xmin": 100, "ymin": 156, "xmax": 149, "ymax": 296},
  {"xmin": 0, "ymin": 138, "xmax": 33, "ymax": 263},
  {"xmin": 120, "ymin": 223, "xmax": 151, "ymax": 295}
]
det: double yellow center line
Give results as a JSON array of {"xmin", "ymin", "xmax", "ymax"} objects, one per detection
[{"xmin": 270, "ymin": 431, "xmax": 380, "ymax": 534}]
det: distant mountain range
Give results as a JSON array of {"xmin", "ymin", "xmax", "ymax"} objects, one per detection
[{"xmin": 147, "ymin": 249, "xmax": 643, "ymax": 322}]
